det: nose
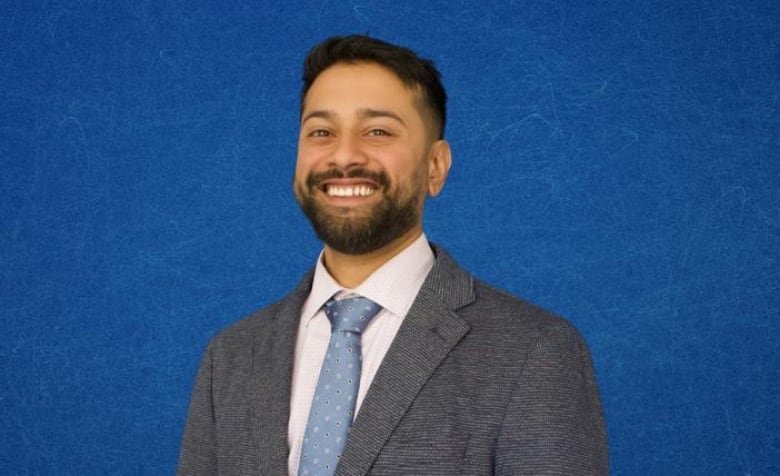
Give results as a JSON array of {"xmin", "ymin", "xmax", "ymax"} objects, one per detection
[{"xmin": 329, "ymin": 134, "xmax": 368, "ymax": 169}]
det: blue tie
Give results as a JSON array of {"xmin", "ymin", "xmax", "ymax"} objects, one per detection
[{"xmin": 298, "ymin": 296, "xmax": 382, "ymax": 476}]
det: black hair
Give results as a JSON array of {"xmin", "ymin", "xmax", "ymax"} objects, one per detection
[{"xmin": 301, "ymin": 35, "xmax": 447, "ymax": 139}]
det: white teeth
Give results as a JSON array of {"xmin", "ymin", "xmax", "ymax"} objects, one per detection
[{"xmin": 326, "ymin": 185, "xmax": 376, "ymax": 197}]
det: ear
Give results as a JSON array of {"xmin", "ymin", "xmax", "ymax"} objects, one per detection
[{"xmin": 427, "ymin": 140, "xmax": 452, "ymax": 197}]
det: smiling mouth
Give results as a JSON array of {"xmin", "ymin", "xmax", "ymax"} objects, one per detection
[
  {"xmin": 308, "ymin": 168, "xmax": 387, "ymax": 200},
  {"xmin": 325, "ymin": 184, "xmax": 377, "ymax": 197}
]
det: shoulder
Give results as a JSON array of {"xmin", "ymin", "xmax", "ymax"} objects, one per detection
[
  {"xmin": 204, "ymin": 286, "xmax": 304, "ymax": 358},
  {"xmin": 217, "ymin": 298, "xmax": 286, "ymax": 338},
  {"xmin": 455, "ymin": 277, "xmax": 591, "ymax": 361},
  {"xmin": 430, "ymin": 244, "xmax": 586, "ymax": 346},
  {"xmin": 471, "ymin": 280, "xmax": 571, "ymax": 329},
  {"xmin": 211, "ymin": 268, "xmax": 313, "ymax": 344}
]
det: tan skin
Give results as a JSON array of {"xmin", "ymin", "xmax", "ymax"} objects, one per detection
[{"xmin": 294, "ymin": 62, "xmax": 451, "ymax": 287}]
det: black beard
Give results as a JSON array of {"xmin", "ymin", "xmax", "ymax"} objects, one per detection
[{"xmin": 296, "ymin": 168, "xmax": 421, "ymax": 255}]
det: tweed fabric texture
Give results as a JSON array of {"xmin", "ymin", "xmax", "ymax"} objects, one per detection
[{"xmin": 177, "ymin": 246, "xmax": 608, "ymax": 475}]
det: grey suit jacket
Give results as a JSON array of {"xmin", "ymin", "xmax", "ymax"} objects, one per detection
[{"xmin": 178, "ymin": 247, "xmax": 608, "ymax": 475}]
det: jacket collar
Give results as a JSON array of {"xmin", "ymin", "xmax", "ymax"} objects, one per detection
[
  {"xmin": 250, "ymin": 244, "xmax": 475, "ymax": 474},
  {"xmin": 337, "ymin": 245, "xmax": 475, "ymax": 474}
]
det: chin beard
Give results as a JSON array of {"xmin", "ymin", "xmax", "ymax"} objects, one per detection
[{"xmin": 295, "ymin": 169, "xmax": 421, "ymax": 255}]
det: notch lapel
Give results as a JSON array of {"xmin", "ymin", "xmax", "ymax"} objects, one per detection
[{"xmin": 336, "ymin": 247, "xmax": 475, "ymax": 475}]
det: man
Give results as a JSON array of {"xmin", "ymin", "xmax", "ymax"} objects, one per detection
[{"xmin": 178, "ymin": 35, "xmax": 608, "ymax": 475}]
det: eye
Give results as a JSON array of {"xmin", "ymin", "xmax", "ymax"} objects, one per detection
[
  {"xmin": 367, "ymin": 128, "xmax": 392, "ymax": 137},
  {"xmin": 308, "ymin": 129, "xmax": 331, "ymax": 138}
]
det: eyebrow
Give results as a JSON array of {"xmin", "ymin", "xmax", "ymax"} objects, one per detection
[{"xmin": 301, "ymin": 108, "xmax": 406, "ymax": 126}]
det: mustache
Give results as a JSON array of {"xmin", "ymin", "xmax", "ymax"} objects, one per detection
[{"xmin": 306, "ymin": 168, "xmax": 389, "ymax": 189}]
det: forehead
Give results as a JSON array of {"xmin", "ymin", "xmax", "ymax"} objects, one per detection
[{"xmin": 302, "ymin": 62, "xmax": 422, "ymax": 113}]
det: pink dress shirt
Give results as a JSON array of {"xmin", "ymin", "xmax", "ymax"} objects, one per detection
[{"xmin": 287, "ymin": 234, "xmax": 435, "ymax": 475}]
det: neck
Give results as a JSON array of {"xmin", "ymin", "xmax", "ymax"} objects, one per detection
[{"xmin": 322, "ymin": 227, "xmax": 423, "ymax": 288}]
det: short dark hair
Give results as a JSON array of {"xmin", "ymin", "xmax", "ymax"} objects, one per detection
[{"xmin": 301, "ymin": 35, "xmax": 447, "ymax": 139}]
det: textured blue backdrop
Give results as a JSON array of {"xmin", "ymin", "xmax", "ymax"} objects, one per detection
[{"xmin": 2, "ymin": 1, "xmax": 778, "ymax": 474}]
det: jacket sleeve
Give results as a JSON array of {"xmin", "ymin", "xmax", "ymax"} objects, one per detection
[
  {"xmin": 177, "ymin": 343, "xmax": 219, "ymax": 476},
  {"xmin": 495, "ymin": 323, "xmax": 609, "ymax": 475}
]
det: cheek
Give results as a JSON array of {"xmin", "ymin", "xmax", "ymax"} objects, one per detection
[
  {"xmin": 294, "ymin": 148, "xmax": 318, "ymax": 177},
  {"xmin": 295, "ymin": 141, "xmax": 333, "ymax": 171},
  {"xmin": 293, "ymin": 163, "xmax": 313, "ymax": 194},
  {"xmin": 382, "ymin": 148, "xmax": 427, "ymax": 181}
]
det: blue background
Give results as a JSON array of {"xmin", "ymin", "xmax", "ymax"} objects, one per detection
[{"xmin": 2, "ymin": 1, "xmax": 778, "ymax": 474}]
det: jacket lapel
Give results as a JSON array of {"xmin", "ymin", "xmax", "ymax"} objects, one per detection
[
  {"xmin": 249, "ymin": 273, "xmax": 312, "ymax": 474},
  {"xmin": 336, "ymin": 247, "xmax": 475, "ymax": 475}
]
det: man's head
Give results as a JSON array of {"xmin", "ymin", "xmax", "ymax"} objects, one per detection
[
  {"xmin": 301, "ymin": 35, "xmax": 447, "ymax": 140},
  {"xmin": 294, "ymin": 35, "xmax": 451, "ymax": 256}
]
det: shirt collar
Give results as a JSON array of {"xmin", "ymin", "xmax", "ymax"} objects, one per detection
[{"xmin": 300, "ymin": 233, "xmax": 435, "ymax": 324}]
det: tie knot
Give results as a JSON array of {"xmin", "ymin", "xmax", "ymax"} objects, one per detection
[{"xmin": 323, "ymin": 296, "xmax": 382, "ymax": 334}]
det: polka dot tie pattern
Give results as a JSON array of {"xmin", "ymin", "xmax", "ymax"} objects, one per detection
[{"xmin": 298, "ymin": 296, "xmax": 382, "ymax": 476}]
